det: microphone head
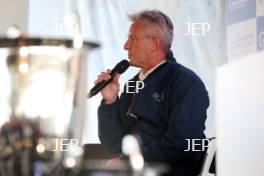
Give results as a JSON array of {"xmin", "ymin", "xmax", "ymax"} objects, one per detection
[{"xmin": 112, "ymin": 59, "xmax": 130, "ymax": 74}]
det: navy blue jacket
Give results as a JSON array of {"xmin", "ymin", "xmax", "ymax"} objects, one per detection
[{"xmin": 98, "ymin": 52, "xmax": 209, "ymax": 175}]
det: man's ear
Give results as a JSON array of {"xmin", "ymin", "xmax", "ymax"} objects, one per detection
[{"xmin": 151, "ymin": 37, "xmax": 161, "ymax": 52}]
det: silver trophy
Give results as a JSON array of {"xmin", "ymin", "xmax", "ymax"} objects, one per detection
[{"xmin": 0, "ymin": 35, "xmax": 98, "ymax": 176}]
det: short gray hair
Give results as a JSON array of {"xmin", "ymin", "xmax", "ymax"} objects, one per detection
[{"xmin": 128, "ymin": 10, "xmax": 174, "ymax": 52}]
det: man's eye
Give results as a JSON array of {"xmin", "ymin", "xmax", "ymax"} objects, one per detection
[
  {"xmin": 131, "ymin": 37, "xmax": 136, "ymax": 41},
  {"xmin": 130, "ymin": 36, "xmax": 136, "ymax": 40}
]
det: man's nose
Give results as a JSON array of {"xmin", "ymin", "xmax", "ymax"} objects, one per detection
[{"xmin": 124, "ymin": 40, "xmax": 130, "ymax": 50}]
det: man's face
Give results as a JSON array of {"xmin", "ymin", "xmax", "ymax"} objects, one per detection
[{"xmin": 124, "ymin": 21, "xmax": 153, "ymax": 68}]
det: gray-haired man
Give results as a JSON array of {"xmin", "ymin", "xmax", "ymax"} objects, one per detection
[{"xmin": 96, "ymin": 10, "xmax": 209, "ymax": 176}]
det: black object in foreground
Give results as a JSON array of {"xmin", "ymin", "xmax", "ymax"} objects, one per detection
[{"xmin": 87, "ymin": 59, "xmax": 130, "ymax": 98}]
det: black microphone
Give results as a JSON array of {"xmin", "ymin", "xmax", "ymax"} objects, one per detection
[{"xmin": 87, "ymin": 60, "xmax": 130, "ymax": 98}]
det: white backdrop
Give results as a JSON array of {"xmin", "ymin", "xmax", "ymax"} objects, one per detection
[
  {"xmin": 28, "ymin": 0, "xmax": 226, "ymax": 143},
  {"xmin": 216, "ymin": 51, "xmax": 264, "ymax": 176}
]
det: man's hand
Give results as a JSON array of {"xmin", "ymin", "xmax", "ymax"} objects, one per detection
[{"xmin": 94, "ymin": 69, "xmax": 120, "ymax": 104}]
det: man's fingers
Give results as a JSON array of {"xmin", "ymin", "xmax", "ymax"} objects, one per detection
[
  {"xmin": 94, "ymin": 72, "xmax": 111, "ymax": 84},
  {"xmin": 113, "ymin": 74, "xmax": 120, "ymax": 83},
  {"xmin": 94, "ymin": 69, "xmax": 116, "ymax": 85}
]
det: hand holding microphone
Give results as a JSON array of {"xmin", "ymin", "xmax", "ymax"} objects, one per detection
[
  {"xmin": 94, "ymin": 70, "xmax": 120, "ymax": 104},
  {"xmin": 88, "ymin": 60, "xmax": 130, "ymax": 104}
]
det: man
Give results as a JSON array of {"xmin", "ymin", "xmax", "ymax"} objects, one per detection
[{"xmin": 95, "ymin": 10, "xmax": 209, "ymax": 176}]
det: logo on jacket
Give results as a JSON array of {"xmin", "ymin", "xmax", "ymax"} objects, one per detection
[{"xmin": 151, "ymin": 92, "xmax": 164, "ymax": 102}]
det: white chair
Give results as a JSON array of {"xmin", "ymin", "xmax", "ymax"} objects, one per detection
[{"xmin": 199, "ymin": 138, "xmax": 216, "ymax": 176}]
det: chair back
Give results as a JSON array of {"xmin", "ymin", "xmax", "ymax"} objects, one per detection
[{"xmin": 199, "ymin": 137, "xmax": 216, "ymax": 176}]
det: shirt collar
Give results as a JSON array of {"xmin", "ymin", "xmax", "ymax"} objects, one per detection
[{"xmin": 138, "ymin": 59, "xmax": 167, "ymax": 81}]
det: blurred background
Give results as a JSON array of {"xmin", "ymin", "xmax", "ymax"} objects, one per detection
[{"xmin": 1, "ymin": 1, "xmax": 264, "ymax": 175}]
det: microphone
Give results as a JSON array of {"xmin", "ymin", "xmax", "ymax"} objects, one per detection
[{"xmin": 87, "ymin": 59, "xmax": 130, "ymax": 98}]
